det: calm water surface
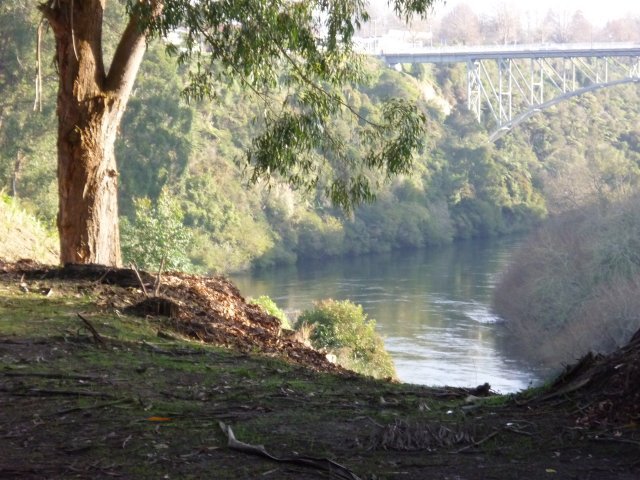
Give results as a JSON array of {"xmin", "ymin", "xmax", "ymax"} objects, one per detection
[{"xmin": 231, "ymin": 240, "xmax": 549, "ymax": 392}]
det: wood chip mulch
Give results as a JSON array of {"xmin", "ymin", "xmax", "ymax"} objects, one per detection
[{"xmin": 0, "ymin": 260, "xmax": 347, "ymax": 375}]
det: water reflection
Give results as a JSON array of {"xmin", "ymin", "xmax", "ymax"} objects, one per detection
[{"xmin": 231, "ymin": 239, "xmax": 547, "ymax": 392}]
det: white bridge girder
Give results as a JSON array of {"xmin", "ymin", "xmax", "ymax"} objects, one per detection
[
  {"xmin": 467, "ymin": 56, "xmax": 640, "ymax": 141},
  {"xmin": 378, "ymin": 43, "xmax": 640, "ymax": 141}
]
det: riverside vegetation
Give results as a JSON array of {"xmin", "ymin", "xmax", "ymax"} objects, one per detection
[
  {"xmin": 494, "ymin": 194, "xmax": 640, "ymax": 366},
  {"xmin": 0, "ymin": 195, "xmax": 394, "ymax": 380},
  {"xmin": 5, "ymin": 3, "xmax": 640, "ymax": 275}
]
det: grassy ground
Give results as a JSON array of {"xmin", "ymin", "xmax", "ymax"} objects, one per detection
[
  {"xmin": 1, "ymin": 269, "xmax": 638, "ymax": 479},
  {"xmin": 0, "ymin": 196, "xmax": 58, "ymax": 264}
]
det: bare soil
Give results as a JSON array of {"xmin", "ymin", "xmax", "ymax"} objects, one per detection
[{"xmin": 1, "ymin": 261, "xmax": 638, "ymax": 479}]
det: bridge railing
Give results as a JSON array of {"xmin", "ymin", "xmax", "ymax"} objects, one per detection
[
  {"xmin": 364, "ymin": 41, "xmax": 640, "ymax": 141},
  {"xmin": 373, "ymin": 42, "xmax": 640, "ymax": 63}
]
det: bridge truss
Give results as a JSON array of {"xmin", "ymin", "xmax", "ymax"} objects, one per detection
[
  {"xmin": 380, "ymin": 44, "xmax": 640, "ymax": 141},
  {"xmin": 468, "ymin": 54, "xmax": 640, "ymax": 140}
]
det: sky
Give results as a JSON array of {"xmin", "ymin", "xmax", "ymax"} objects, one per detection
[{"xmin": 432, "ymin": 0, "xmax": 640, "ymax": 26}]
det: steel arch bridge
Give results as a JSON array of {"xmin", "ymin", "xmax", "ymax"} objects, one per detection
[{"xmin": 379, "ymin": 43, "xmax": 640, "ymax": 141}]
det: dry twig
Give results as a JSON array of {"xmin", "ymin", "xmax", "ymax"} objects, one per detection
[
  {"xmin": 453, "ymin": 430, "xmax": 499, "ymax": 454},
  {"xmin": 2, "ymin": 371, "xmax": 100, "ymax": 381},
  {"xmin": 130, "ymin": 262, "xmax": 149, "ymax": 297},
  {"xmin": 154, "ymin": 257, "xmax": 166, "ymax": 297},
  {"xmin": 77, "ymin": 313, "xmax": 105, "ymax": 345},
  {"xmin": 55, "ymin": 398, "xmax": 129, "ymax": 415},
  {"xmin": 9, "ymin": 388, "xmax": 116, "ymax": 399}
]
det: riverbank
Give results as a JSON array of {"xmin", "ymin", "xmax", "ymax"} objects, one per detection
[
  {"xmin": 1, "ymin": 261, "xmax": 638, "ymax": 479},
  {"xmin": 232, "ymin": 238, "xmax": 541, "ymax": 391}
]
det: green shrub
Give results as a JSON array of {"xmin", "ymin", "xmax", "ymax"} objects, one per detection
[
  {"xmin": 121, "ymin": 188, "xmax": 194, "ymax": 272},
  {"xmin": 296, "ymin": 299, "xmax": 396, "ymax": 379},
  {"xmin": 250, "ymin": 295, "xmax": 291, "ymax": 329}
]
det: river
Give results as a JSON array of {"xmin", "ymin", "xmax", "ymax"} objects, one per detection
[{"xmin": 231, "ymin": 239, "xmax": 550, "ymax": 392}]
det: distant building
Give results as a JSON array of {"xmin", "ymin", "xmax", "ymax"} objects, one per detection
[{"xmin": 355, "ymin": 29, "xmax": 433, "ymax": 54}]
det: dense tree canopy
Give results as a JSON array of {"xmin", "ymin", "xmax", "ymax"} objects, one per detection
[
  {"xmin": 2, "ymin": 3, "xmax": 640, "ymax": 273},
  {"xmin": 32, "ymin": 0, "xmax": 436, "ymax": 266}
]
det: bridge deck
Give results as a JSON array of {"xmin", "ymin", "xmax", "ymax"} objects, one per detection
[{"xmin": 379, "ymin": 42, "xmax": 640, "ymax": 64}]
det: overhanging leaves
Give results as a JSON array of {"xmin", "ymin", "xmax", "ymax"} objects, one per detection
[{"xmin": 127, "ymin": 0, "xmax": 435, "ymax": 210}]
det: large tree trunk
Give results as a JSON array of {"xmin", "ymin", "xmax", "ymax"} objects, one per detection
[
  {"xmin": 56, "ymin": 68, "xmax": 124, "ymax": 266},
  {"xmin": 41, "ymin": 0, "xmax": 150, "ymax": 266}
]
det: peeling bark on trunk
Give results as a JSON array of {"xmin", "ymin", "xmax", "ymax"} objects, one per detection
[{"xmin": 41, "ymin": 0, "xmax": 150, "ymax": 266}]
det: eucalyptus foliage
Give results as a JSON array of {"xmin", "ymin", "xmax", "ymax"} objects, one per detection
[{"xmin": 128, "ymin": 0, "xmax": 434, "ymax": 210}]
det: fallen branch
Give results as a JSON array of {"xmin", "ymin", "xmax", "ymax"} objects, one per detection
[
  {"xmin": 504, "ymin": 426, "xmax": 534, "ymax": 437},
  {"xmin": 77, "ymin": 313, "xmax": 105, "ymax": 345},
  {"xmin": 54, "ymin": 398, "xmax": 130, "ymax": 415},
  {"xmin": 122, "ymin": 434, "xmax": 133, "ymax": 449},
  {"xmin": 157, "ymin": 330, "xmax": 181, "ymax": 341},
  {"xmin": 0, "ymin": 338, "xmax": 47, "ymax": 345},
  {"xmin": 537, "ymin": 376, "xmax": 592, "ymax": 402},
  {"xmin": 219, "ymin": 422, "xmax": 363, "ymax": 480},
  {"xmin": 352, "ymin": 416, "xmax": 384, "ymax": 428},
  {"xmin": 2, "ymin": 371, "xmax": 101, "ymax": 381},
  {"xmin": 9, "ymin": 388, "xmax": 116, "ymax": 399},
  {"xmin": 140, "ymin": 340, "xmax": 208, "ymax": 356},
  {"xmin": 453, "ymin": 430, "xmax": 499, "ymax": 454},
  {"xmin": 95, "ymin": 267, "xmax": 113, "ymax": 285},
  {"xmin": 589, "ymin": 436, "xmax": 640, "ymax": 447}
]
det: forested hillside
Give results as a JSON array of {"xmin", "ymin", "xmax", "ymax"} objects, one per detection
[{"xmin": 2, "ymin": 3, "xmax": 640, "ymax": 272}]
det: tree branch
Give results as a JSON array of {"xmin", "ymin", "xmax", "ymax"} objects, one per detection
[
  {"xmin": 105, "ymin": 13, "xmax": 147, "ymax": 96},
  {"xmin": 37, "ymin": 1, "xmax": 63, "ymax": 31},
  {"xmin": 106, "ymin": 1, "xmax": 163, "ymax": 96}
]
